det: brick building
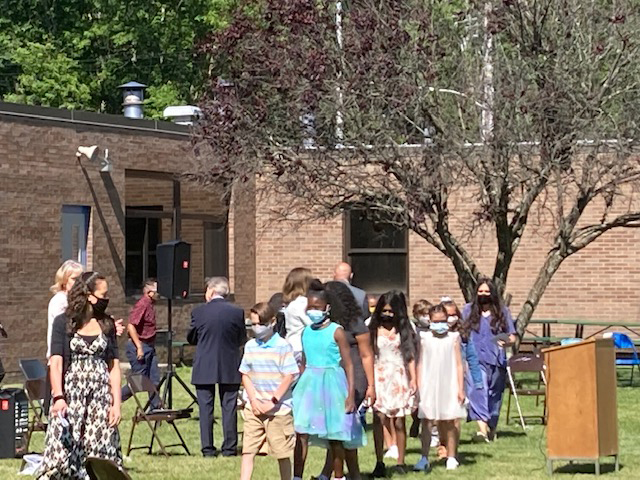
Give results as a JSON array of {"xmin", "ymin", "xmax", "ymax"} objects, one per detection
[{"xmin": 2, "ymin": 101, "xmax": 640, "ymax": 377}]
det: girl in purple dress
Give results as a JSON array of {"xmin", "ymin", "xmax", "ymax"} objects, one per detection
[{"xmin": 463, "ymin": 277, "xmax": 516, "ymax": 443}]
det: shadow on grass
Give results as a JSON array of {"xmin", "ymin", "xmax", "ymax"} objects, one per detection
[
  {"xmin": 362, "ymin": 452, "xmax": 494, "ymax": 479},
  {"xmin": 554, "ymin": 461, "xmax": 620, "ymax": 475}
]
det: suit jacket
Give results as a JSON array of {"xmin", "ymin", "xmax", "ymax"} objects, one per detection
[
  {"xmin": 187, "ymin": 298, "xmax": 246, "ymax": 385},
  {"xmin": 345, "ymin": 282, "xmax": 368, "ymax": 323}
]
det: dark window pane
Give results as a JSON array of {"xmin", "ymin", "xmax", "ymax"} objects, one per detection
[
  {"xmin": 125, "ymin": 217, "xmax": 146, "ymax": 252},
  {"xmin": 125, "ymin": 255, "xmax": 143, "ymax": 295},
  {"xmin": 349, "ymin": 211, "xmax": 406, "ymax": 249},
  {"xmin": 349, "ymin": 253, "xmax": 407, "ymax": 295},
  {"xmin": 204, "ymin": 223, "xmax": 228, "ymax": 278},
  {"xmin": 148, "ymin": 218, "xmax": 161, "ymax": 249}
]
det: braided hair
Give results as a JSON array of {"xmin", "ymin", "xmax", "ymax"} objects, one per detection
[{"xmin": 65, "ymin": 271, "xmax": 114, "ymax": 334}]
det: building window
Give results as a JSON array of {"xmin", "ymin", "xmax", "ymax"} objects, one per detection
[
  {"xmin": 204, "ymin": 222, "xmax": 229, "ymax": 278},
  {"xmin": 125, "ymin": 206, "xmax": 162, "ymax": 295},
  {"xmin": 346, "ymin": 210, "xmax": 408, "ymax": 295},
  {"xmin": 61, "ymin": 205, "xmax": 90, "ymax": 266}
]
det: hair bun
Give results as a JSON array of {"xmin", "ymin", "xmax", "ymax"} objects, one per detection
[{"xmin": 308, "ymin": 279, "xmax": 324, "ymax": 291}]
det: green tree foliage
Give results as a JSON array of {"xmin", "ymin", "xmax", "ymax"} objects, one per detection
[{"xmin": 0, "ymin": 0, "xmax": 234, "ymax": 117}]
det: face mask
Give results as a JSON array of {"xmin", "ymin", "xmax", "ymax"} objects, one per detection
[
  {"xmin": 478, "ymin": 295, "xmax": 492, "ymax": 305},
  {"xmin": 447, "ymin": 315, "xmax": 459, "ymax": 326},
  {"xmin": 369, "ymin": 306, "xmax": 376, "ymax": 314},
  {"xmin": 307, "ymin": 309, "xmax": 328, "ymax": 324},
  {"xmin": 418, "ymin": 315, "xmax": 430, "ymax": 326},
  {"xmin": 252, "ymin": 324, "xmax": 273, "ymax": 341},
  {"xmin": 92, "ymin": 297, "xmax": 109, "ymax": 317},
  {"xmin": 380, "ymin": 313, "xmax": 394, "ymax": 323},
  {"xmin": 430, "ymin": 322, "xmax": 449, "ymax": 335}
]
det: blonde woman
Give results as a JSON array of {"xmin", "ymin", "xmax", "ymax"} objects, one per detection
[
  {"xmin": 47, "ymin": 260, "xmax": 84, "ymax": 360},
  {"xmin": 282, "ymin": 267, "xmax": 314, "ymax": 359}
]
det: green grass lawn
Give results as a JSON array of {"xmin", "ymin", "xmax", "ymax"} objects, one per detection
[{"xmin": 1, "ymin": 367, "xmax": 638, "ymax": 479}]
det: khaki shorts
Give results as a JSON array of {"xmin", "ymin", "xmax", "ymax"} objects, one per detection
[{"xmin": 242, "ymin": 408, "xmax": 295, "ymax": 459}]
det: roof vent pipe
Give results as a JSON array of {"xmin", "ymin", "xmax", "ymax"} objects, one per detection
[{"xmin": 118, "ymin": 81, "xmax": 147, "ymax": 119}]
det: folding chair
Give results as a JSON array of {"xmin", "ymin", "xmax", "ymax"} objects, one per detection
[
  {"xmin": 18, "ymin": 359, "xmax": 49, "ymax": 453},
  {"xmin": 125, "ymin": 373, "xmax": 191, "ymax": 457},
  {"xmin": 609, "ymin": 332, "xmax": 640, "ymax": 386},
  {"xmin": 86, "ymin": 457, "xmax": 132, "ymax": 480},
  {"xmin": 505, "ymin": 352, "xmax": 547, "ymax": 430}
]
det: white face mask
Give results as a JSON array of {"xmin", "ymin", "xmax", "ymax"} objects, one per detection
[
  {"xmin": 418, "ymin": 315, "xmax": 430, "ymax": 326},
  {"xmin": 252, "ymin": 323, "xmax": 273, "ymax": 340},
  {"xmin": 447, "ymin": 315, "xmax": 459, "ymax": 326}
]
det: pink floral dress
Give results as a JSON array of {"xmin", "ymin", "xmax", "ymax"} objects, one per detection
[{"xmin": 373, "ymin": 327, "xmax": 417, "ymax": 417}]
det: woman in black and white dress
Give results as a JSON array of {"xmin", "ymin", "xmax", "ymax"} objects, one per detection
[{"xmin": 38, "ymin": 271, "xmax": 122, "ymax": 479}]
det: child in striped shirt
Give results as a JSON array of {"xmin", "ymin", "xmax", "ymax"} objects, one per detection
[{"xmin": 240, "ymin": 302, "xmax": 299, "ymax": 480}]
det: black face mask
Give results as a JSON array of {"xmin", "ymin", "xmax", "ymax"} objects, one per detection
[
  {"xmin": 478, "ymin": 295, "xmax": 492, "ymax": 305},
  {"xmin": 92, "ymin": 297, "xmax": 109, "ymax": 317}
]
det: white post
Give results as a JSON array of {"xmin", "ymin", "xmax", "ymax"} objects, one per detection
[
  {"xmin": 481, "ymin": 1, "xmax": 494, "ymax": 143},
  {"xmin": 335, "ymin": 1, "xmax": 344, "ymax": 144}
]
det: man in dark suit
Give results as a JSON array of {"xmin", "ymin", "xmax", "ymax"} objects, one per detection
[
  {"xmin": 187, "ymin": 277, "xmax": 246, "ymax": 457},
  {"xmin": 333, "ymin": 262, "xmax": 369, "ymax": 321}
]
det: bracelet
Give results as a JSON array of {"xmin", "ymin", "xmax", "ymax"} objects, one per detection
[
  {"xmin": 271, "ymin": 396, "xmax": 279, "ymax": 405},
  {"xmin": 53, "ymin": 395, "xmax": 65, "ymax": 403}
]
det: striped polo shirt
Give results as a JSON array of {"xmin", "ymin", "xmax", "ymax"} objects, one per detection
[{"xmin": 239, "ymin": 332, "xmax": 299, "ymax": 414}]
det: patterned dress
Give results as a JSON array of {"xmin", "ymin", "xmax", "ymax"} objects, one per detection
[
  {"xmin": 38, "ymin": 333, "xmax": 122, "ymax": 479},
  {"xmin": 292, "ymin": 322, "xmax": 365, "ymax": 449},
  {"xmin": 373, "ymin": 327, "xmax": 417, "ymax": 417}
]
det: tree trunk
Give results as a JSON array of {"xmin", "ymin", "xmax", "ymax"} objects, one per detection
[{"xmin": 514, "ymin": 250, "xmax": 566, "ymax": 348}]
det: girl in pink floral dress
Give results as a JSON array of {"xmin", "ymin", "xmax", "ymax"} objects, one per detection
[{"xmin": 369, "ymin": 291, "xmax": 418, "ymax": 477}]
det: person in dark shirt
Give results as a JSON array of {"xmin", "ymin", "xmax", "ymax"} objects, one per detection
[
  {"xmin": 121, "ymin": 278, "xmax": 160, "ymax": 407},
  {"xmin": 37, "ymin": 271, "xmax": 123, "ymax": 478}
]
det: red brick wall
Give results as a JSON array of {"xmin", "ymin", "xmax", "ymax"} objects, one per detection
[{"xmin": 0, "ymin": 110, "xmax": 223, "ymax": 377}]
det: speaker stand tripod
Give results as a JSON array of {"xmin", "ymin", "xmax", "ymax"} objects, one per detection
[{"xmin": 156, "ymin": 299, "xmax": 197, "ymax": 410}]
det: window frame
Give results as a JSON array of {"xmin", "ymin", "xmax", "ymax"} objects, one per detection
[{"xmin": 343, "ymin": 210, "xmax": 409, "ymax": 295}]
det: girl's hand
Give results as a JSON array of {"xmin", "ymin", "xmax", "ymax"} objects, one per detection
[
  {"xmin": 365, "ymin": 385, "xmax": 376, "ymax": 406},
  {"xmin": 51, "ymin": 398, "xmax": 68, "ymax": 418},
  {"xmin": 409, "ymin": 379, "xmax": 418, "ymax": 395},
  {"xmin": 345, "ymin": 395, "xmax": 356, "ymax": 413},
  {"xmin": 108, "ymin": 404, "xmax": 121, "ymax": 427},
  {"xmin": 458, "ymin": 391, "xmax": 466, "ymax": 406}
]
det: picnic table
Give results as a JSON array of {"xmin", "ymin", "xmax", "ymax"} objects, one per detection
[{"xmin": 527, "ymin": 319, "xmax": 640, "ymax": 340}]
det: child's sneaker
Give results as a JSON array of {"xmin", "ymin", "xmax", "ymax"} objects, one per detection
[
  {"xmin": 384, "ymin": 445, "xmax": 399, "ymax": 459},
  {"xmin": 446, "ymin": 457, "xmax": 459, "ymax": 470},
  {"xmin": 472, "ymin": 431, "xmax": 490, "ymax": 443},
  {"xmin": 430, "ymin": 426, "xmax": 440, "ymax": 447},
  {"xmin": 413, "ymin": 455, "xmax": 430, "ymax": 472}
]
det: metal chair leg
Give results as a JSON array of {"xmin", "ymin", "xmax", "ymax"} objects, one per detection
[
  {"xmin": 506, "ymin": 391, "xmax": 512, "ymax": 425},
  {"xmin": 126, "ymin": 418, "xmax": 137, "ymax": 456},
  {"xmin": 149, "ymin": 421, "xmax": 159, "ymax": 455},
  {"xmin": 170, "ymin": 420, "xmax": 190, "ymax": 455}
]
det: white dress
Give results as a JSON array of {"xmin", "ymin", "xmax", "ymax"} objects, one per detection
[{"xmin": 417, "ymin": 330, "xmax": 467, "ymax": 421}]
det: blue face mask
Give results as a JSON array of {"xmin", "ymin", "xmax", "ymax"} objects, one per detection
[
  {"xmin": 307, "ymin": 309, "xmax": 328, "ymax": 324},
  {"xmin": 430, "ymin": 322, "xmax": 449, "ymax": 335}
]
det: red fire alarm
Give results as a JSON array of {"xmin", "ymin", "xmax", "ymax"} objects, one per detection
[
  {"xmin": 182, "ymin": 260, "xmax": 189, "ymax": 269},
  {"xmin": 1, "ymin": 399, "xmax": 8, "ymax": 410}
]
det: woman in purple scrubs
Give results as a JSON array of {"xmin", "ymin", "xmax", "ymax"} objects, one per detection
[{"xmin": 463, "ymin": 277, "xmax": 516, "ymax": 443}]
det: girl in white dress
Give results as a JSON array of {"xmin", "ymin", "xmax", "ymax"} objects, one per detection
[{"xmin": 414, "ymin": 304, "xmax": 466, "ymax": 472}]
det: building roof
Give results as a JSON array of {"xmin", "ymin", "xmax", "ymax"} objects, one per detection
[{"xmin": 0, "ymin": 101, "xmax": 190, "ymax": 137}]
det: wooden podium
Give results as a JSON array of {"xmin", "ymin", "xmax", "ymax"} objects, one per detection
[{"xmin": 543, "ymin": 338, "xmax": 619, "ymax": 475}]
